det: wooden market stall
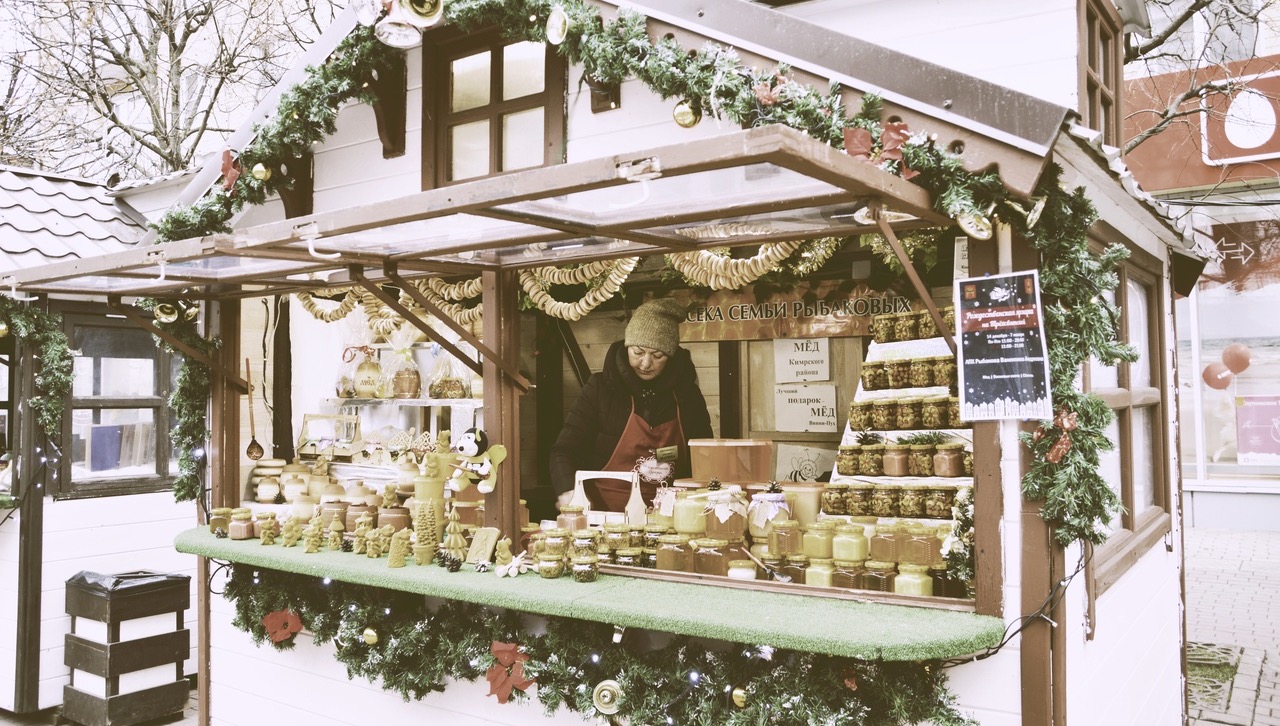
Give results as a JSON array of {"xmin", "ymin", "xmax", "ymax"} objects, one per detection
[{"xmin": 8, "ymin": 1, "xmax": 1194, "ymax": 724}]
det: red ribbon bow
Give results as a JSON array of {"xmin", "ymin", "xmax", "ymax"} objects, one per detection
[
  {"xmin": 261, "ymin": 609, "xmax": 302, "ymax": 644},
  {"xmin": 486, "ymin": 640, "xmax": 535, "ymax": 704}
]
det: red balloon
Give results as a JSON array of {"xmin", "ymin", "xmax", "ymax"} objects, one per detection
[
  {"xmin": 1202, "ymin": 362, "xmax": 1234, "ymax": 390},
  {"xmin": 1222, "ymin": 343, "xmax": 1252, "ymax": 374}
]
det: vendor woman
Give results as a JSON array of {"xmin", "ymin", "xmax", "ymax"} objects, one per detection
[{"xmin": 551, "ymin": 298, "xmax": 714, "ymax": 510}]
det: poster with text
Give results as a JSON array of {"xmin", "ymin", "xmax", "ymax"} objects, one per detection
[
  {"xmin": 1235, "ymin": 395, "xmax": 1280, "ymax": 464},
  {"xmin": 774, "ymin": 384, "xmax": 839, "ymax": 432},
  {"xmin": 773, "ymin": 338, "xmax": 830, "ymax": 383},
  {"xmin": 954, "ymin": 270, "xmax": 1052, "ymax": 421}
]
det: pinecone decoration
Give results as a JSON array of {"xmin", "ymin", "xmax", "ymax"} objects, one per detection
[
  {"xmin": 340, "ymin": 539, "xmax": 354, "ymax": 553},
  {"xmin": 438, "ymin": 552, "xmax": 462, "ymax": 572},
  {"xmin": 214, "ymin": 527, "xmax": 228, "ymax": 539},
  {"xmin": 273, "ymin": 492, "xmax": 286, "ymax": 505}
]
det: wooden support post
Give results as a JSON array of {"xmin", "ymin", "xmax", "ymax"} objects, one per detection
[
  {"xmin": 14, "ymin": 326, "xmax": 42, "ymax": 713},
  {"xmin": 370, "ymin": 54, "xmax": 407, "ymax": 158},
  {"xmin": 535, "ymin": 314, "xmax": 564, "ymax": 515},
  {"xmin": 718, "ymin": 341, "xmax": 742, "ymax": 438},
  {"xmin": 483, "ymin": 270, "xmax": 523, "ymax": 539}
]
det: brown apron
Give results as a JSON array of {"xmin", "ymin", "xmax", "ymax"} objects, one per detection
[{"xmin": 587, "ymin": 401, "xmax": 686, "ymax": 512}]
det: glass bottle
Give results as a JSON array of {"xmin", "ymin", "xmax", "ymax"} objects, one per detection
[
  {"xmin": 806, "ymin": 558, "xmax": 835, "ymax": 587},
  {"xmin": 882, "ymin": 444, "xmax": 910, "ymax": 477},
  {"xmin": 602, "ymin": 523, "xmax": 630, "ymax": 552},
  {"xmin": 694, "ymin": 538, "xmax": 730, "ymax": 577},
  {"xmin": 862, "ymin": 561, "xmax": 897, "ymax": 592},
  {"xmin": 542, "ymin": 528, "xmax": 571, "ymax": 558},
  {"xmin": 844, "ymin": 483, "xmax": 874, "ymax": 517},
  {"xmin": 933, "ymin": 444, "xmax": 966, "ymax": 477},
  {"xmin": 870, "ymin": 483, "xmax": 900, "ymax": 517},
  {"xmin": 822, "ymin": 483, "xmax": 849, "ymax": 515},
  {"xmin": 836, "ymin": 445, "xmax": 861, "ymax": 476},
  {"xmin": 572, "ymin": 529, "xmax": 600, "ymax": 559},
  {"xmin": 832, "ymin": 524, "xmax": 869, "ymax": 562},
  {"xmin": 859, "ymin": 443, "xmax": 885, "ymax": 475},
  {"xmin": 895, "ymin": 564, "xmax": 933, "ymax": 596},
  {"xmin": 922, "ymin": 396, "xmax": 950, "ymax": 429},
  {"xmin": 900, "ymin": 526, "xmax": 935, "ymax": 566},
  {"xmin": 847, "ymin": 401, "xmax": 873, "ymax": 432},
  {"xmin": 871, "ymin": 400, "xmax": 895, "ymax": 431},
  {"xmin": 614, "ymin": 547, "xmax": 643, "ymax": 567},
  {"xmin": 768, "ymin": 520, "xmax": 802, "ymax": 557},
  {"xmin": 727, "ymin": 559, "xmax": 757, "ymax": 581},
  {"xmin": 782, "ymin": 554, "xmax": 810, "ymax": 584},
  {"xmin": 925, "ymin": 485, "xmax": 957, "ymax": 519},
  {"xmin": 894, "ymin": 311, "xmax": 918, "ymax": 342},
  {"xmin": 909, "ymin": 445, "xmax": 935, "ymax": 477},
  {"xmin": 673, "ymin": 492, "xmax": 708, "ymax": 536},
  {"xmin": 557, "ymin": 504, "xmax": 588, "ymax": 533},
  {"xmin": 899, "ymin": 485, "xmax": 927, "ymax": 519},
  {"xmin": 895, "ymin": 398, "xmax": 922, "ymax": 430},
  {"xmin": 571, "ymin": 556, "xmax": 599, "ymax": 583},
  {"xmin": 887, "ymin": 359, "xmax": 912, "ymax": 389},
  {"xmin": 802, "ymin": 520, "xmax": 836, "ymax": 559},
  {"xmin": 833, "ymin": 559, "xmax": 866, "ymax": 589},
  {"xmin": 656, "ymin": 534, "xmax": 692, "ymax": 572},
  {"xmin": 909, "ymin": 358, "xmax": 934, "ymax": 388},
  {"xmin": 869, "ymin": 525, "xmax": 898, "ymax": 563},
  {"xmin": 861, "ymin": 361, "xmax": 888, "ymax": 391}
]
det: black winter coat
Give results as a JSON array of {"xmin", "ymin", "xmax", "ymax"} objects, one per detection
[{"xmin": 549, "ymin": 341, "xmax": 714, "ymax": 494}]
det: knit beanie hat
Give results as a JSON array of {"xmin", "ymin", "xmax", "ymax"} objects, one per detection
[{"xmin": 625, "ymin": 298, "xmax": 686, "ymax": 355}]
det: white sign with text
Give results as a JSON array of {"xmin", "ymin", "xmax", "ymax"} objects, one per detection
[
  {"xmin": 774, "ymin": 384, "xmax": 839, "ymax": 432},
  {"xmin": 773, "ymin": 338, "xmax": 830, "ymax": 383}
]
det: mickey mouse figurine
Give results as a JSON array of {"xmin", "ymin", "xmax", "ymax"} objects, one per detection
[{"xmin": 447, "ymin": 428, "xmax": 508, "ymax": 494}]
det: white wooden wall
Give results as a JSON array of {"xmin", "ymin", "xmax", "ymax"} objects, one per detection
[
  {"xmin": 784, "ymin": 0, "xmax": 1080, "ymax": 110},
  {"xmin": 0, "ymin": 494, "xmax": 197, "ymax": 711}
]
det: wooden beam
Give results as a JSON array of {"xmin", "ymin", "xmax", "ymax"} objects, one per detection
[
  {"xmin": 14, "ymin": 327, "xmax": 42, "ymax": 713},
  {"xmin": 535, "ymin": 314, "xmax": 564, "ymax": 509},
  {"xmin": 556, "ymin": 319, "xmax": 591, "ymax": 388},
  {"xmin": 348, "ymin": 267, "xmax": 484, "ymax": 379},
  {"xmin": 370, "ymin": 54, "xmax": 407, "ymax": 158},
  {"xmin": 271, "ymin": 297, "xmax": 295, "ymax": 461},
  {"xmin": 382, "ymin": 265, "xmax": 531, "ymax": 392},
  {"xmin": 107, "ymin": 297, "xmax": 248, "ymax": 394},
  {"xmin": 874, "ymin": 209, "xmax": 956, "ymax": 354},
  {"xmin": 482, "ymin": 270, "xmax": 523, "ymax": 540}
]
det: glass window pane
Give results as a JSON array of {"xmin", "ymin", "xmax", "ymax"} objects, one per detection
[
  {"xmin": 1133, "ymin": 406, "xmax": 1155, "ymax": 513},
  {"xmin": 450, "ymin": 119, "xmax": 490, "ymax": 181},
  {"xmin": 1175, "ymin": 295, "xmax": 1199, "ymax": 473},
  {"xmin": 1127, "ymin": 278, "xmax": 1151, "ymax": 388},
  {"xmin": 70, "ymin": 407, "xmax": 156, "ymax": 480},
  {"xmin": 502, "ymin": 41, "xmax": 545, "ymax": 100},
  {"xmin": 451, "ymin": 51, "xmax": 491, "ymax": 113},
  {"xmin": 1100, "ymin": 415, "xmax": 1123, "ymax": 535},
  {"xmin": 72, "ymin": 325, "xmax": 157, "ymax": 397},
  {"xmin": 0, "ymin": 361, "xmax": 8, "ymax": 402},
  {"xmin": 1088, "ymin": 290, "xmax": 1119, "ymax": 389},
  {"xmin": 501, "ymin": 108, "xmax": 544, "ymax": 171}
]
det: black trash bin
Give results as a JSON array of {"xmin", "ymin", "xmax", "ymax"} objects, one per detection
[{"xmin": 62, "ymin": 570, "xmax": 191, "ymax": 726}]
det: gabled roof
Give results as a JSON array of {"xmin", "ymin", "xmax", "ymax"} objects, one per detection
[{"xmin": 0, "ymin": 166, "xmax": 147, "ymax": 275}]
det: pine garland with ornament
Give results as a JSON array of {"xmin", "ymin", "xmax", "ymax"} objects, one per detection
[
  {"xmin": 0, "ymin": 297, "xmax": 73, "ymax": 440},
  {"xmin": 145, "ymin": 0, "xmax": 1133, "ymax": 546},
  {"xmin": 223, "ymin": 564, "xmax": 973, "ymax": 725}
]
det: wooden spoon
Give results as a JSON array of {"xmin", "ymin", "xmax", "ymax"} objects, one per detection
[{"xmin": 245, "ymin": 358, "xmax": 264, "ymax": 461}]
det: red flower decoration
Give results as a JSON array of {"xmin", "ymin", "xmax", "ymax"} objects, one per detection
[
  {"xmin": 261, "ymin": 609, "xmax": 302, "ymax": 644},
  {"xmin": 844, "ymin": 127, "xmax": 874, "ymax": 161},
  {"xmin": 879, "ymin": 121, "xmax": 910, "ymax": 162},
  {"xmin": 486, "ymin": 640, "xmax": 535, "ymax": 704},
  {"xmin": 220, "ymin": 149, "xmax": 241, "ymax": 192},
  {"xmin": 842, "ymin": 668, "xmax": 859, "ymax": 691},
  {"xmin": 752, "ymin": 81, "xmax": 779, "ymax": 106}
]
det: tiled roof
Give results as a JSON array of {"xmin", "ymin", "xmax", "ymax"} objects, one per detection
[
  {"xmin": 0, "ymin": 166, "xmax": 146, "ymax": 275},
  {"xmin": 106, "ymin": 167, "xmax": 197, "ymax": 193}
]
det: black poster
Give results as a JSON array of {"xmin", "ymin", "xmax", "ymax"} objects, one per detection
[{"xmin": 954, "ymin": 271, "xmax": 1053, "ymax": 421}]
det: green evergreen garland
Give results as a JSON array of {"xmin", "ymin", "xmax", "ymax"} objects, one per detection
[
  {"xmin": 0, "ymin": 298, "xmax": 73, "ymax": 441},
  {"xmin": 224, "ymin": 564, "xmax": 973, "ymax": 725}
]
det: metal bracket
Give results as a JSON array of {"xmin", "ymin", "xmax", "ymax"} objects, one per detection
[
  {"xmin": 106, "ymin": 296, "xmax": 249, "ymax": 393},
  {"xmin": 872, "ymin": 203, "xmax": 957, "ymax": 354},
  {"xmin": 378, "ymin": 264, "xmax": 533, "ymax": 393}
]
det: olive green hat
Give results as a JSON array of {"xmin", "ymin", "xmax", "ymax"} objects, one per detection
[{"xmin": 624, "ymin": 298, "xmax": 686, "ymax": 355}]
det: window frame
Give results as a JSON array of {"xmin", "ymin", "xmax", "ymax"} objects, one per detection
[
  {"xmin": 55, "ymin": 305, "xmax": 178, "ymax": 500},
  {"xmin": 1083, "ymin": 242, "xmax": 1171, "ymax": 594},
  {"xmin": 1079, "ymin": 0, "xmax": 1123, "ymax": 146},
  {"xmin": 422, "ymin": 27, "xmax": 566, "ymax": 190}
]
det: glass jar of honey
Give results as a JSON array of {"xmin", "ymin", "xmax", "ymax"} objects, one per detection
[
  {"xmin": 933, "ymin": 443, "xmax": 966, "ymax": 477},
  {"xmin": 921, "ymin": 396, "xmax": 950, "ymax": 429},
  {"xmin": 909, "ymin": 358, "xmax": 934, "ymax": 388},
  {"xmin": 673, "ymin": 492, "xmax": 708, "ymax": 536},
  {"xmin": 861, "ymin": 361, "xmax": 888, "ymax": 391},
  {"xmin": 847, "ymin": 401, "xmax": 873, "ymax": 432},
  {"xmin": 727, "ymin": 560, "xmax": 757, "ymax": 581},
  {"xmin": 862, "ymin": 561, "xmax": 897, "ymax": 592},
  {"xmin": 859, "ymin": 444, "xmax": 886, "ymax": 476},
  {"xmin": 895, "ymin": 564, "xmax": 932, "ymax": 596},
  {"xmin": 832, "ymin": 524, "xmax": 869, "ymax": 562},
  {"xmin": 656, "ymin": 534, "xmax": 692, "ymax": 572},
  {"xmin": 704, "ymin": 490, "xmax": 747, "ymax": 542},
  {"xmin": 822, "ymin": 483, "xmax": 849, "ymax": 515},
  {"xmin": 871, "ymin": 313, "xmax": 896, "ymax": 343},
  {"xmin": 899, "ymin": 485, "xmax": 928, "ymax": 519},
  {"xmin": 869, "ymin": 525, "xmax": 898, "ymax": 563},
  {"xmin": 900, "ymin": 525, "xmax": 935, "ymax": 566},
  {"xmin": 782, "ymin": 554, "xmax": 810, "ymax": 584},
  {"xmin": 886, "ymin": 359, "xmax": 912, "ymax": 389},
  {"xmin": 882, "ymin": 445, "xmax": 910, "ymax": 477},
  {"xmin": 845, "ymin": 482, "xmax": 874, "ymax": 516},
  {"xmin": 694, "ymin": 538, "xmax": 730, "ymax": 577},
  {"xmin": 871, "ymin": 401, "xmax": 895, "ymax": 431},
  {"xmin": 802, "ymin": 520, "xmax": 836, "ymax": 560},
  {"xmin": 806, "ymin": 558, "xmax": 835, "ymax": 588},
  {"xmin": 768, "ymin": 519, "xmax": 803, "ymax": 557},
  {"xmin": 870, "ymin": 483, "xmax": 900, "ymax": 517},
  {"xmin": 908, "ymin": 445, "xmax": 935, "ymax": 477},
  {"xmin": 556, "ymin": 504, "xmax": 587, "ymax": 533},
  {"xmin": 833, "ymin": 559, "xmax": 866, "ymax": 589},
  {"xmin": 895, "ymin": 398, "xmax": 922, "ymax": 430},
  {"xmin": 836, "ymin": 445, "xmax": 861, "ymax": 476},
  {"xmin": 894, "ymin": 312, "xmax": 918, "ymax": 342}
]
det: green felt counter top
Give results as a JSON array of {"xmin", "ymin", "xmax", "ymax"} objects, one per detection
[{"xmin": 176, "ymin": 528, "xmax": 1002, "ymax": 661}]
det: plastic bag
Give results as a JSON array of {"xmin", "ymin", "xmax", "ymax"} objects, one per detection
[
  {"xmin": 427, "ymin": 345, "xmax": 470, "ymax": 399},
  {"xmin": 384, "ymin": 325, "xmax": 421, "ymax": 399}
]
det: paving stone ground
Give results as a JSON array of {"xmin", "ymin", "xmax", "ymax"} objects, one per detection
[{"xmin": 1186, "ymin": 528, "xmax": 1280, "ymax": 726}]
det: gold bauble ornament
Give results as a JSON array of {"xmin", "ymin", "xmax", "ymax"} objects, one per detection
[
  {"xmin": 956, "ymin": 211, "xmax": 993, "ymax": 240},
  {"xmin": 154, "ymin": 304, "xmax": 179, "ymax": 325},
  {"xmin": 362, "ymin": 627, "xmax": 378, "ymax": 645},
  {"xmin": 545, "ymin": 4, "xmax": 569, "ymax": 45},
  {"xmin": 183, "ymin": 303, "xmax": 199, "ymax": 322},
  {"xmin": 731, "ymin": 687, "xmax": 748, "ymax": 708},
  {"xmin": 673, "ymin": 99, "xmax": 701, "ymax": 128},
  {"xmin": 592, "ymin": 679, "xmax": 624, "ymax": 715},
  {"xmin": 0, "ymin": 321, "xmax": 9, "ymax": 338},
  {"xmin": 251, "ymin": 163, "xmax": 271, "ymax": 181}
]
